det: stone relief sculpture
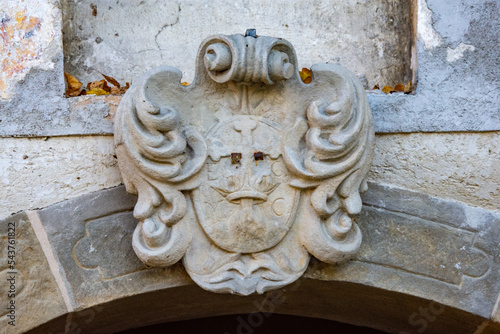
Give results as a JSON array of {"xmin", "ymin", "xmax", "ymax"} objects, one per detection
[{"xmin": 114, "ymin": 31, "xmax": 375, "ymax": 295}]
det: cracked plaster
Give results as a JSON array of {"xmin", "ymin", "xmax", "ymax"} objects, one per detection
[{"xmin": 1, "ymin": 132, "xmax": 498, "ymax": 221}]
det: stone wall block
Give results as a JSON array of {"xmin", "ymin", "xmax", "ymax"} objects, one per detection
[{"xmin": 0, "ymin": 212, "xmax": 67, "ymax": 334}]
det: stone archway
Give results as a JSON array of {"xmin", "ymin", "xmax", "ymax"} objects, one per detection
[
  {"xmin": 3, "ymin": 183, "xmax": 499, "ymax": 334},
  {"xmin": 24, "ymin": 278, "xmax": 496, "ymax": 334}
]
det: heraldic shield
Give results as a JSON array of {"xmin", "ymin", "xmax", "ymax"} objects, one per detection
[{"xmin": 114, "ymin": 32, "xmax": 375, "ymax": 295}]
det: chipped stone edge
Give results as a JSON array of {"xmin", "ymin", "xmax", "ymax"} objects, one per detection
[{"xmin": 27, "ymin": 210, "xmax": 76, "ymax": 312}]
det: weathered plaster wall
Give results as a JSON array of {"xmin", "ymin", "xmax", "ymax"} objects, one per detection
[
  {"xmin": 0, "ymin": 0, "xmax": 70, "ymax": 137},
  {"xmin": 62, "ymin": 0, "xmax": 413, "ymax": 89},
  {"xmin": 2, "ymin": 0, "xmax": 498, "ymax": 137},
  {"xmin": 1, "ymin": 132, "xmax": 498, "ymax": 219},
  {"xmin": 370, "ymin": 132, "xmax": 500, "ymax": 213},
  {"xmin": 0, "ymin": 0, "xmax": 62, "ymax": 100},
  {"xmin": 0, "ymin": 136, "xmax": 121, "ymax": 218},
  {"xmin": 369, "ymin": 0, "xmax": 500, "ymax": 133}
]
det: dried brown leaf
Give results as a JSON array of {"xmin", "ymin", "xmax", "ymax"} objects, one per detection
[
  {"xmin": 119, "ymin": 82, "xmax": 130, "ymax": 94},
  {"xmin": 101, "ymin": 73, "xmax": 120, "ymax": 88},
  {"xmin": 382, "ymin": 85, "xmax": 393, "ymax": 94},
  {"xmin": 181, "ymin": 82, "xmax": 190, "ymax": 86},
  {"xmin": 87, "ymin": 79, "xmax": 111, "ymax": 93},
  {"xmin": 110, "ymin": 86, "xmax": 120, "ymax": 94},
  {"xmin": 394, "ymin": 83, "xmax": 405, "ymax": 92},
  {"xmin": 64, "ymin": 73, "xmax": 82, "ymax": 97},
  {"xmin": 373, "ymin": 84, "xmax": 380, "ymax": 90},
  {"xmin": 86, "ymin": 88, "xmax": 110, "ymax": 96},
  {"xmin": 404, "ymin": 81, "xmax": 412, "ymax": 94}
]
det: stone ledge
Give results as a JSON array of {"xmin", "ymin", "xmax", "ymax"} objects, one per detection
[
  {"xmin": 1, "ymin": 1, "xmax": 499, "ymax": 137},
  {"xmin": 2, "ymin": 87, "xmax": 500, "ymax": 138}
]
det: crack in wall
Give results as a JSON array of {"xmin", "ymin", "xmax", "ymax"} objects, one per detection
[{"xmin": 154, "ymin": 4, "xmax": 181, "ymax": 57}]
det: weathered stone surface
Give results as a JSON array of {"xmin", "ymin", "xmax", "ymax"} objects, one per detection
[
  {"xmin": 304, "ymin": 182, "xmax": 500, "ymax": 318},
  {"xmin": 36, "ymin": 186, "xmax": 192, "ymax": 309},
  {"xmin": 113, "ymin": 33, "xmax": 375, "ymax": 295},
  {"xmin": 1, "ymin": 0, "xmax": 499, "ymax": 137},
  {"xmin": 62, "ymin": 0, "xmax": 413, "ymax": 89},
  {"xmin": 73, "ymin": 211, "xmax": 145, "ymax": 279},
  {"xmin": 25, "ymin": 280, "xmax": 490, "ymax": 334},
  {"xmin": 2, "ymin": 132, "xmax": 499, "ymax": 221},
  {"xmin": 0, "ymin": 136, "xmax": 122, "ymax": 219},
  {"xmin": 16, "ymin": 181, "xmax": 500, "ymax": 332},
  {"xmin": 0, "ymin": 212, "xmax": 67, "ymax": 334},
  {"xmin": 369, "ymin": 131, "xmax": 500, "ymax": 214}
]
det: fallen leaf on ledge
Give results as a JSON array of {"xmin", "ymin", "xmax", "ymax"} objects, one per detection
[
  {"xmin": 119, "ymin": 82, "xmax": 130, "ymax": 94},
  {"xmin": 64, "ymin": 73, "xmax": 82, "ymax": 97},
  {"xmin": 299, "ymin": 68, "xmax": 312, "ymax": 84},
  {"xmin": 382, "ymin": 85, "xmax": 393, "ymax": 94},
  {"xmin": 374, "ymin": 81, "xmax": 413, "ymax": 94},
  {"xmin": 64, "ymin": 73, "xmax": 130, "ymax": 97},
  {"xmin": 86, "ymin": 88, "xmax": 110, "ymax": 96},
  {"xmin": 404, "ymin": 81, "xmax": 412, "ymax": 94},
  {"xmin": 101, "ymin": 73, "xmax": 121, "ymax": 88},
  {"xmin": 87, "ymin": 79, "xmax": 111, "ymax": 93},
  {"xmin": 394, "ymin": 83, "xmax": 405, "ymax": 92}
]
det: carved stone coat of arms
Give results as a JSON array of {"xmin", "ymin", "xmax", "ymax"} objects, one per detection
[{"xmin": 114, "ymin": 32, "xmax": 375, "ymax": 295}]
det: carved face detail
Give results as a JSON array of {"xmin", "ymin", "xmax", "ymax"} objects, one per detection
[{"xmin": 193, "ymin": 116, "xmax": 298, "ymax": 253}]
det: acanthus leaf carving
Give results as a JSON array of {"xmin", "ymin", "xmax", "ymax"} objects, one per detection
[{"xmin": 114, "ymin": 32, "xmax": 375, "ymax": 295}]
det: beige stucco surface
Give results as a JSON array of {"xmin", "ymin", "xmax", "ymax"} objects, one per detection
[
  {"xmin": 1, "ymin": 132, "xmax": 498, "ymax": 219},
  {"xmin": 369, "ymin": 132, "xmax": 500, "ymax": 213},
  {"xmin": 0, "ymin": 136, "xmax": 121, "ymax": 218}
]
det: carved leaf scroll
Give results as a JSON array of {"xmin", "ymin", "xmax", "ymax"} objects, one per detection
[
  {"xmin": 114, "ymin": 67, "xmax": 207, "ymax": 267},
  {"xmin": 282, "ymin": 63, "xmax": 375, "ymax": 264}
]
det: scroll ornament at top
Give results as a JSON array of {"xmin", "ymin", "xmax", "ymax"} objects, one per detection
[{"xmin": 114, "ymin": 31, "xmax": 375, "ymax": 295}]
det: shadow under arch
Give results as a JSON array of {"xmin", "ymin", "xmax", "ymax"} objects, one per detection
[{"xmin": 27, "ymin": 278, "xmax": 495, "ymax": 334}]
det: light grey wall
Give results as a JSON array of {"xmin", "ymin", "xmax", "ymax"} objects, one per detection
[{"xmin": 0, "ymin": 0, "xmax": 498, "ymax": 136}]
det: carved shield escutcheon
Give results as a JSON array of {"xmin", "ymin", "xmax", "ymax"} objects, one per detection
[
  {"xmin": 114, "ymin": 32, "xmax": 375, "ymax": 295},
  {"xmin": 193, "ymin": 116, "xmax": 299, "ymax": 253}
]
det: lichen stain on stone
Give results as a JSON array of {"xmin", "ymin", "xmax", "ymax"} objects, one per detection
[{"xmin": 0, "ymin": 9, "xmax": 42, "ymax": 99}]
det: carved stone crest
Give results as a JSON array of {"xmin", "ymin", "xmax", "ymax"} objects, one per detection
[{"xmin": 114, "ymin": 32, "xmax": 375, "ymax": 295}]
